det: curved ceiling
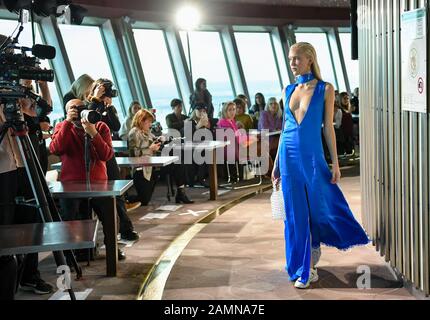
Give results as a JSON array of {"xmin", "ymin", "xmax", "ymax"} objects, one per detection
[{"xmin": 70, "ymin": 0, "xmax": 351, "ymax": 26}]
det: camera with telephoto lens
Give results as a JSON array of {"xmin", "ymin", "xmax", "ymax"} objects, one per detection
[{"xmin": 74, "ymin": 105, "xmax": 102, "ymax": 124}]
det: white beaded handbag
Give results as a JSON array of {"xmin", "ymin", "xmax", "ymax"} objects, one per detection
[{"xmin": 270, "ymin": 182, "xmax": 286, "ymax": 220}]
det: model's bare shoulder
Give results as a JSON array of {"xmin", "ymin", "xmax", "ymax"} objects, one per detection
[
  {"xmin": 324, "ymin": 82, "xmax": 335, "ymax": 93},
  {"xmin": 324, "ymin": 82, "xmax": 335, "ymax": 100}
]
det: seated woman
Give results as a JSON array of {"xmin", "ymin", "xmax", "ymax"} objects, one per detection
[
  {"xmin": 119, "ymin": 101, "xmax": 143, "ymax": 141},
  {"xmin": 217, "ymin": 101, "xmax": 272, "ymax": 179},
  {"xmin": 258, "ymin": 97, "xmax": 283, "ymax": 161},
  {"xmin": 128, "ymin": 109, "xmax": 193, "ymax": 205},
  {"xmin": 234, "ymin": 97, "xmax": 254, "ymax": 130},
  {"xmin": 166, "ymin": 98, "xmax": 188, "ymax": 134},
  {"xmin": 183, "ymin": 103, "xmax": 214, "ymax": 187}
]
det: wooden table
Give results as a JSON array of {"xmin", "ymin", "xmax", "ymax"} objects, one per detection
[
  {"xmin": 48, "ymin": 180, "xmax": 133, "ymax": 277},
  {"xmin": 0, "ymin": 220, "xmax": 98, "ymax": 256},
  {"xmin": 169, "ymin": 140, "xmax": 230, "ymax": 200}
]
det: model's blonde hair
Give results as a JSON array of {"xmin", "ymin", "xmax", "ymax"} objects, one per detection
[
  {"xmin": 70, "ymin": 74, "xmax": 94, "ymax": 101},
  {"xmin": 290, "ymin": 42, "xmax": 322, "ymax": 81}
]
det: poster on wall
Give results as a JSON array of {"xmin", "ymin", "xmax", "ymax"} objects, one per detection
[{"xmin": 401, "ymin": 8, "xmax": 427, "ymax": 113}]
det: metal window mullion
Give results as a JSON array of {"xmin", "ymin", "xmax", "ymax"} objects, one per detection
[
  {"xmin": 220, "ymin": 27, "xmax": 249, "ymax": 102},
  {"xmin": 164, "ymin": 27, "xmax": 192, "ymax": 113},
  {"xmin": 39, "ymin": 15, "xmax": 74, "ymax": 97},
  {"xmin": 325, "ymin": 31, "xmax": 339, "ymax": 90},
  {"xmin": 333, "ymin": 28, "xmax": 351, "ymax": 94},
  {"xmin": 269, "ymin": 28, "xmax": 288, "ymax": 90},
  {"xmin": 117, "ymin": 19, "xmax": 151, "ymax": 108}
]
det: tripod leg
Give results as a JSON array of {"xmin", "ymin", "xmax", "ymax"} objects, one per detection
[
  {"xmin": 16, "ymin": 135, "xmax": 77, "ymax": 300},
  {"xmin": 25, "ymin": 134, "xmax": 83, "ymax": 280}
]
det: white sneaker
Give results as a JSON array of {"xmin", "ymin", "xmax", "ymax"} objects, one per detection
[{"xmin": 294, "ymin": 268, "xmax": 319, "ymax": 289}]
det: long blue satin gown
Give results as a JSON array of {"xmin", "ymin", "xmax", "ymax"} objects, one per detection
[{"xmin": 278, "ymin": 80, "xmax": 370, "ymax": 284}]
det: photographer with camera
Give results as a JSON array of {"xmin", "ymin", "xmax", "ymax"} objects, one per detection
[
  {"xmin": 11, "ymin": 79, "xmax": 54, "ymax": 295},
  {"xmin": 0, "ymin": 96, "xmax": 22, "ymax": 300},
  {"xmin": 21, "ymin": 79, "xmax": 53, "ymax": 174},
  {"xmin": 62, "ymin": 77, "xmax": 139, "ymax": 241},
  {"xmin": 87, "ymin": 79, "xmax": 140, "ymax": 241},
  {"xmin": 50, "ymin": 99, "xmax": 127, "ymax": 260},
  {"xmin": 1, "ymin": 33, "xmax": 54, "ymax": 297}
]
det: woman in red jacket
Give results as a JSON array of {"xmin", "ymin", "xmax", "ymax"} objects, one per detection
[{"xmin": 50, "ymin": 98, "xmax": 126, "ymax": 260}]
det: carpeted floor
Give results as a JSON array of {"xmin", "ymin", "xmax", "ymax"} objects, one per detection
[{"xmin": 162, "ymin": 167, "xmax": 416, "ymax": 300}]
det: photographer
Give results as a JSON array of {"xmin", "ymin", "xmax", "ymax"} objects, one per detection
[
  {"xmin": 0, "ymin": 100, "xmax": 21, "ymax": 300},
  {"xmin": 87, "ymin": 79, "xmax": 140, "ymax": 241},
  {"xmin": 50, "ymin": 99, "xmax": 126, "ymax": 260},
  {"xmin": 1, "ymin": 31, "xmax": 53, "ymax": 297},
  {"xmin": 21, "ymin": 79, "xmax": 53, "ymax": 174},
  {"xmin": 0, "ymin": 93, "xmax": 53, "ymax": 298},
  {"xmin": 12, "ymin": 80, "xmax": 54, "ymax": 295}
]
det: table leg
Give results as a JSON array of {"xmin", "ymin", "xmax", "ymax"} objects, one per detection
[
  {"xmin": 208, "ymin": 150, "xmax": 218, "ymax": 200},
  {"xmin": 105, "ymin": 197, "xmax": 118, "ymax": 276}
]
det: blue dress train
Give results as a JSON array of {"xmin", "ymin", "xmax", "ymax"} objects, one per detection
[{"xmin": 278, "ymin": 80, "xmax": 370, "ymax": 284}]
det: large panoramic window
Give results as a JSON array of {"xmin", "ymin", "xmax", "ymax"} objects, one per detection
[
  {"xmin": 59, "ymin": 24, "xmax": 122, "ymax": 116},
  {"xmin": 133, "ymin": 29, "xmax": 179, "ymax": 128},
  {"xmin": 339, "ymin": 32, "xmax": 359, "ymax": 91},
  {"xmin": 0, "ymin": 19, "xmax": 63, "ymax": 121},
  {"xmin": 234, "ymin": 32, "xmax": 282, "ymax": 102},
  {"xmin": 295, "ymin": 33, "xmax": 337, "ymax": 89},
  {"xmin": 180, "ymin": 30, "xmax": 234, "ymax": 118}
]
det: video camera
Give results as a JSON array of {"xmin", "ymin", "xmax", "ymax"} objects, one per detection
[
  {"xmin": 0, "ymin": 44, "xmax": 55, "ymax": 83},
  {"xmin": 0, "ymin": 30, "xmax": 56, "ymax": 128}
]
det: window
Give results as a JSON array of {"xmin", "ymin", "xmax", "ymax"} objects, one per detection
[
  {"xmin": 180, "ymin": 31, "xmax": 234, "ymax": 118},
  {"xmin": 58, "ymin": 24, "xmax": 122, "ymax": 117},
  {"xmin": 339, "ymin": 33, "xmax": 359, "ymax": 92},
  {"xmin": 234, "ymin": 32, "xmax": 282, "ymax": 103},
  {"xmin": 295, "ymin": 33, "xmax": 337, "ymax": 89},
  {"xmin": 133, "ymin": 29, "xmax": 179, "ymax": 128},
  {"xmin": 0, "ymin": 19, "xmax": 63, "ymax": 121}
]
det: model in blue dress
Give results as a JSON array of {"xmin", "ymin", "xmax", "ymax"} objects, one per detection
[{"xmin": 272, "ymin": 42, "xmax": 370, "ymax": 289}]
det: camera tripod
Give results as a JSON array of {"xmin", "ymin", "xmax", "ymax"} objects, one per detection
[{"xmin": 0, "ymin": 107, "xmax": 82, "ymax": 301}]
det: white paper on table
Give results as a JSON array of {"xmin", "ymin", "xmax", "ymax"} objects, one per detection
[
  {"xmin": 139, "ymin": 212, "xmax": 170, "ymax": 220},
  {"xmin": 49, "ymin": 288, "xmax": 93, "ymax": 300},
  {"xmin": 155, "ymin": 205, "xmax": 183, "ymax": 211}
]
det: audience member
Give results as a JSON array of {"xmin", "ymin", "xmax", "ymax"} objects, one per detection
[
  {"xmin": 189, "ymin": 78, "xmax": 214, "ymax": 119},
  {"xmin": 119, "ymin": 101, "xmax": 143, "ymax": 141},
  {"xmin": 234, "ymin": 97, "xmax": 254, "ymax": 130},
  {"xmin": 128, "ymin": 109, "xmax": 193, "ymax": 205}
]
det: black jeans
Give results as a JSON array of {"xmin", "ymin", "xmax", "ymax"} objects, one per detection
[
  {"xmin": 106, "ymin": 156, "xmax": 134, "ymax": 234},
  {"xmin": 133, "ymin": 163, "xmax": 187, "ymax": 206},
  {"xmin": 0, "ymin": 170, "xmax": 18, "ymax": 300},
  {"xmin": 133, "ymin": 170, "xmax": 156, "ymax": 206}
]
